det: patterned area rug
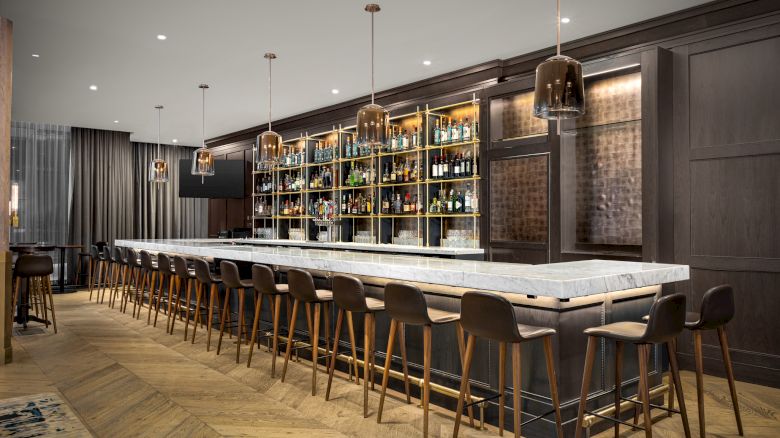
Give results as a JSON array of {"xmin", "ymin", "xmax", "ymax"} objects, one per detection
[{"xmin": 0, "ymin": 393, "xmax": 90, "ymax": 437}]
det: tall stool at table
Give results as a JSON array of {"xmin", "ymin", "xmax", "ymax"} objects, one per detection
[
  {"xmin": 87, "ymin": 245, "xmax": 103, "ymax": 302},
  {"xmin": 191, "ymin": 258, "xmax": 223, "ymax": 349},
  {"xmin": 133, "ymin": 251, "xmax": 158, "ymax": 319},
  {"xmin": 106, "ymin": 246, "xmax": 125, "ymax": 307},
  {"xmin": 13, "ymin": 254, "xmax": 57, "ymax": 333},
  {"xmin": 120, "ymin": 249, "xmax": 142, "ymax": 314},
  {"xmin": 168, "ymin": 256, "xmax": 197, "ymax": 337},
  {"xmin": 326, "ymin": 274, "xmax": 411, "ymax": 417},
  {"xmin": 247, "ymin": 264, "xmax": 291, "ymax": 375},
  {"xmin": 377, "ymin": 282, "xmax": 474, "ymax": 437},
  {"xmin": 148, "ymin": 253, "xmax": 173, "ymax": 326},
  {"xmin": 281, "ymin": 268, "xmax": 333, "ymax": 396},
  {"xmin": 74, "ymin": 249, "xmax": 91, "ymax": 286},
  {"xmin": 216, "ymin": 261, "xmax": 253, "ymax": 363},
  {"xmin": 453, "ymin": 291, "xmax": 562, "ymax": 438},
  {"xmin": 98, "ymin": 246, "xmax": 115, "ymax": 304},
  {"xmin": 575, "ymin": 294, "xmax": 692, "ymax": 438}
]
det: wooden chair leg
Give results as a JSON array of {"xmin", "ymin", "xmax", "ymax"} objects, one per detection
[
  {"xmin": 216, "ymin": 288, "xmax": 231, "ymax": 355},
  {"xmin": 376, "ymin": 318, "xmax": 397, "ymax": 423},
  {"xmin": 87, "ymin": 259, "xmax": 94, "ymax": 300},
  {"xmin": 311, "ymin": 302, "xmax": 321, "ymax": 395},
  {"xmin": 422, "ymin": 324, "xmax": 432, "ymax": 438},
  {"xmin": 323, "ymin": 302, "xmax": 331, "ymax": 371},
  {"xmin": 206, "ymin": 283, "xmax": 217, "ymax": 352},
  {"xmin": 453, "ymin": 334, "xmax": 476, "ymax": 438},
  {"xmin": 637, "ymin": 344, "xmax": 652, "ymax": 438},
  {"xmin": 281, "ymin": 299, "xmax": 300, "ymax": 382},
  {"xmin": 235, "ymin": 288, "xmax": 245, "ymax": 363},
  {"xmin": 191, "ymin": 282, "xmax": 204, "ymax": 343},
  {"xmin": 455, "ymin": 322, "xmax": 475, "ymax": 427},
  {"xmin": 369, "ymin": 312, "xmax": 376, "ymax": 391},
  {"xmin": 184, "ymin": 279, "xmax": 194, "ymax": 340},
  {"xmin": 12, "ymin": 277, "xmax": 21, "ymax": 316},
  {"xmin": 575, "ymin": 336, "xmax": 598, "ymax": 438},
  {"xmin": 346, "ymin": 311, "xmax": 360, "ymax": 384},
  {"xmin": 694, "ymin": 330, "xmax": 705, "ymax": 438},
  {"xmin": 614, "ymin": 341, "xmax": 624, "ymax": 438},
  {"xmin": 716, "ymin": 327, "xmax": 743, "ymax": 435},
  {"xmin": 99, "ymin": 262, "xmax": 110, "ymax": 304},
  {"xmin": 325, "ymin": 307, "xmax": 344, "ymax": 401},
  {"xmin": 398, "ymin": 321, "xmax": 411, "ymax": 403},
  {"xmin": 511, "ymin": 342, "xmax": 522, "ymax": 438},
  {"xmin": 247, "ymin": 290, "xmax": 264, "ymax": 367},
  {"xmin": 498, "ymin": 341, "xmax": 506, "ymax": 436},
  {"xmin": 44, "ymin": 276, "xmax": 57, "ymax": 334},
  {"xmin": 133, "ymin": 270, "xmax": 145, "ymax": 318},
  {"xmin": 147, "ymin": 271, "xmax": 158, "ymax": 324},
  {"xmin": 543, "ymin": 336, "xmax": 564, "ymax": 438},
  {"xmin": 153, "ymin": 274, "xmax": 166, "ymax": 327},
  {"xmin": 668, "ymin": 337, "xmax": 676, "ymax": 417},
  {"xmin": 668, "ymin": 339, "xmax": 692, "ymax": 438},
  {"xmin": 270, "ymin": 295, "xmax": 282, "ymax": 377}
]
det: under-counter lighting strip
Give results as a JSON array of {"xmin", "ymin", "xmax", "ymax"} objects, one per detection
[{"xmin": 584, "ymin": 62, "xmax": 640, "ymax": 78}]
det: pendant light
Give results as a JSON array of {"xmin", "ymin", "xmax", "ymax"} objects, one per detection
[
  {"xmin": 148, "ymin": 105, "xmax": 169, "ymax": 183},
  {"xmin": 533, "ymin": 0, "xmax": 585, "ymax": 127},
  {"xmin": 356, "ymin": 3, "xmax": 388, "ymax": 153},
  {"xmin": 257, "ymin": 53, "xmax": 282, "ymax": 170},
  {"xmin": 191, "ymin": 84, "xmax": 215, "ymax": 182}
]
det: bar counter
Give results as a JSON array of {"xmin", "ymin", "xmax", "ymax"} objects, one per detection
[{"xmin": 117, "ymin": 238, "xmax": 689, "ymax": 437}]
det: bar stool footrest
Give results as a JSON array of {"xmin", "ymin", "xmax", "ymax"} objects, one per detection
[{"xmin": 584, "ymin": 410, "xmax": 646, "ymax": 431}]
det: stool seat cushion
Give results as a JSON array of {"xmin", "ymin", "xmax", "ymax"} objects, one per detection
[
  {"xmin": 427, "ymin": 307, "xmax": 460, "ymax": 325},
  {"xmin": 315, "ymin": 289, "xmax": 333, "ymax": 301},
  {"xmin": 238, "ymin": 279, "xmax": 253, "ymax": 288},
  {"xmin": 365, "ymin": 297, "xmax": 385, "ymax": 312},
  {"xmin": 584, "ymin": 321, "xmax": 647, "ymax": 342},
  {"xmin": 683, "ymin": 311, "xmax": 705, "ymax": 329},
  {"xmin": 516, "ymin": 323, "xmax": 556, "ymax": 340},
  {"xmin": 275, "ymin": 284, "xmax": 289, "ymax": 294}
]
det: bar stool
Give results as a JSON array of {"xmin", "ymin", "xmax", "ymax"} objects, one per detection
[
  {"xmin": 149, "ymin": 253, "xmax": 174, "ymax": 326},
  {"xmin": 191, "ymin": 258, "xmax": 223, "ymax": 350},
  {"xmin": 120, "ymin": 248, "xmax": 142, "ymax": 314},
  {"xmin": 132, "ymin": 251, "xmax": 157, "ymax": 318},
  {"xmin": 325, "ymin": 274, "xmax": 411, "ymax": 417},
  {"xmin": 75, "ymin": 249, "xmax": 91, "ymax": 286},
  {"xmin": 377, "ymin": 282, "xmax": 473, "ymax": 437},
  {"xmin": 168, "ymin": 256, "xmax": 197, "ymax": 338},
  {"xmin": 87, "ymin": 245, "xmax": 103, "ymax": 302},
  {"xmin": 13, "ymin": 254, "xmax": 57, "ymax": 333},
  {"xmin": 575, "ymin": 293, "xmax": 692, "ymax": 438},
  {"xmin": 217, "ymin": 261, "xmax": 253, "ymax": 363},
  {"xmin": 247, "ymin": 264, "xmax": 291, "ymax": 375},
  {"xmin": 281, "ymin": 268, "xmax": 333, "ymax": 396},
  {"xmin": 106, "ymin": 246, "xmax": 124, "ymax": 307},
  {"xmin": 108, "ymin": 247, "xmax": 127, "ymax": 309},
  {"xmin": 453, "ymin": 291, "xmax": 562, "ymax": 438}
]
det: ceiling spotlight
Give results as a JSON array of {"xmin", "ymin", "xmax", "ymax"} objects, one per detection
[
  {"xmin": 32, "ymin": 53, "xmax": 40, "ymax": 58},
  {"xmin": 331, "ymin": 89, "xmax": 340, "ymax": 95},
  {"xmin": 89, "ymin": 85, "xmax": 98, "ymax": 91},
  {"xmin": 561, "ymin": 17, "xmax": 570, "ymax": 23},
  {"xmin": 423, "ymin": 60, "xmax": 432, "ymax": 66},
  {"xmin": 157, "ymin": 34, "xmax": 167, "ymax": 40},
  {"xmin": 113, "ymin": 120, "xmax": 119, "ymax": 123},
  {"xmin": 172, "ymin": 139, "xmax": 178, "ymax": 143}
]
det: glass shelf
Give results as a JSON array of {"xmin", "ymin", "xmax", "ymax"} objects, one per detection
[
  {"xmin": 424, "ymin": 176, "xmax": 481, "ymax": 184},
  {"xmin": 252, "ymin": 169, "xmax": 274, "ymax": 174},
  {"xmin": 425, "ymin": 139, "xmax": 480, "ymax": 150},
  {"xmin": 275, "ymin": 164, "xmax": 306, "ymax": 171},
  {"xmin": 378, "ymin": 148, "xmax": 424, "ymax": 157},
  {"xmin": 340, "ymin": 214, "xmax": 377, "ymax": 219},
  {"xmin": 380, "ymin": 180, "xmax": 422, "ymax": 188},
  {"xmin": 339, "ymin": 155, "xmax": 375, "ymax": 163},
  {"xmin": 304, "ymin": 187, "xmax": 337, "ymax": 193},
  {"xmin": 340, "ymin": 184, "xmax": 377, "ymax": 190},
  {"xmin": 426, "ymin": 213, "xmax": 481, "ymax": 218},
  {"xmin": 273, "ymin": 190, "xmax": 305, "ymax": 195},
  {"xmin": 252, "ymin": 193, "xmax": 273, "ymax": 197},
  {"xmin": 306, "ymin": 160, "xmax": 338, "ymax": 167}
]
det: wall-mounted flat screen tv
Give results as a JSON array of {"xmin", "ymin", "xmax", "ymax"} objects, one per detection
[{"xmin": 178, "ymin": 159, "xmax": 246, "ymax": 199}]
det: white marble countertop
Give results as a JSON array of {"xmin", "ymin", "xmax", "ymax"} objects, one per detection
[
  {"xmin": 224, "ymin": 238, "xmax": 484, "ymax": 256},
  {"xmin": 116, "ymin": 239, "xmax": 689, "ymax": 299}
]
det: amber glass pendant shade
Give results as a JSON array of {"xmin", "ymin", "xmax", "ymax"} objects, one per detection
[
  {"xmin": 533, "ymin": 55, "xmax": 585, "ymax": 119},
  {"xmin": 191, "ymin": 147, "xmax": 215, "ymax": 176},
  {"xmin": 356, "ymin": 103, "xmax": 388, "ymax": 149},
  {"xmin": 258, "ymin": 130, "xmax": 282, "ymax": 169},
  {"xmin": 148, "ymin": 158, "xmax": 169, "ymax": 183}
]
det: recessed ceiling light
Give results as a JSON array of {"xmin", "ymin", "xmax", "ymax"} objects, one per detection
[
  {"xmin": 331, "ymin": 89, "xmax": 339, "ymax": 94},
  {"xmin": 172, "ymin": 139, "xmax": 178, "ymax": 143},
  {"xmin": 157, "ymin": 34, "xmax": 167, "ymax": 40},
  {"xmin": 32, "ymin": 53, "xmax": 40, "ymax": 58},
  {"xmin": 89, "ymin": 84, "xmax": 98, "ymax": 91},
  {"xmin": 423, "ymin": 60, "xmax": 432, "ymax": 66},
  {"xmin": 561, "ymin": 17, "xmax": 571, "ymax": 24},
  {"xmin": 113, "ymin": 120, "xmax": 119, "ymax": 123}
]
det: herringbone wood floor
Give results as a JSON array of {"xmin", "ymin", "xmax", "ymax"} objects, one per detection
[{"xmin": 0, "ymin": 291, "xmax": 778, "ymax": 437}]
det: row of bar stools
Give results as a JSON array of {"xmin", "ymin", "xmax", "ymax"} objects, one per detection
[
  {"xmin": 281, "ymin": 268, "xmax": 333, "ymax": 396},
  {"xmin": 150, "ymin": 253, "xmax": 175, "ymax": 327},
  {"xmin": 192, "ymin": 258, "xmax": 223, "ymax": 350},
  {"xmin": 133, "ymin": 250, "xmax": 158, "ymax": 319},
  {"xmin": 575, "ymin": 293, "xmax": 692, "ymax": 438},
  {"xmin": 13, "ymin": 254, "xmax": 57, "ymax": 333},
  {"xmin": 217, "ymin": 261, "xmax": 253, "ymax": 363},
  {"xmin": 247, "ymin": 264, "xmax": 290, "ymax": 376},
  {"xmin": 454, "ymin": 291, "xmax": 562, "ymax": 438},
  {"xmin": 120, "ymin": 248, "xmax": 142, "ymax": 314},
  {"xmin": 169, "ymin": 256, "xmax": 197, "ymax": 338}
]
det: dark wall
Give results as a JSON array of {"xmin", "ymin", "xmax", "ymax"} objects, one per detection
[{"xmin": 207, "ymin": 140, "xmax": 254, "ymax": 237}]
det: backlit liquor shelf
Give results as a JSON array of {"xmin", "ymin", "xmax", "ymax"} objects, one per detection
[{"xmin": 252, "ymin": 98, "xmax": 481, "ymax": 248}]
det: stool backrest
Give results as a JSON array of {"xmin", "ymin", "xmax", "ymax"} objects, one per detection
[
  {"xmin": 332, "ymin": 274, "xmax": 368, "ymax": 312},
  {"xmin": 157, "ymin": 253, "xmax": 173, "ymax": 275},
  {"xmin": 193, "ymin": 258, "xmax": 214, "ymax": 284},
  {"xmin": 252, "ymin": 264, "xmax": 280, "ymax": 295},
  {"xmin": 642, "ymin": 293, "xmax": 687, "ymax": 343},
  {"xmin": 111, "ymin": 246, "xmax": 123, "ymax": 263},
  {"xmin": 126, "ymin": 248, "xmax": 138, "ymax": 267},
  {"xmin": 15, "ymin": 254, "xmax": 54, "ymax": 277},
  {"xmin": 95, "ymin": 241, "xmax": 108, "ymax": 251},
  {"xmin": 698, "ymin": 284, "xmax": 735, "ymax": 329},
  {"xmin": 101, "ymin": 246, "xmax": 111, "ymax": 262},
  {"xmin": 384, "ymin": 282, "xmax": 430, "ymax": 325},
  {"xmin": 461, "ymin": 291, "xmax": 521, "ymax": 342},
  {"xmin": 173, "ymin": 256, "xmax": 189, "ymax": 279},
  {"xmin": 90, "ymin": 245, "xmax": 99, "ymax": 259},
  {"xmin": 219, "ymin": 260, "xmax": 243, "ymax": 288},
  {"xmin": 140, "ymin": 250, "xmax": 155, "ymax": 271},
  {"xmin": 287, "ymin": 268, "xmax": 318, "ymax": 302}
]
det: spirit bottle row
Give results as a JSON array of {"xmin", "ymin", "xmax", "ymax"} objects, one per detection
[
  {"xmin": 309, "ymin": 167, "xmax": 334, "ymax": 190},
  {"xmin": 278, "ymin": 198, "xmax": 304, "ymax": 216},
  {"xmin": 313, "ymin": 142, "xmax": 338, "ymax": 163},
  {"xmin": 309, "ymin": 197, "xmax": 337, "ymax": 220},
  {"xmin": 382, "ymin": 192, "xmax": 423, "ymax": 215},
  {"xmin": 345, "ymin": 162, "xmax": 376, "ymax": 187},
  {"xmin": 428, "ymin": 186, "xmax": 479, "ymax": 214},
  {"xmin": 384, "ymin": 126, "xmax": 422, "ymax": 152},
  {"xmin": 343, "ymin": 135, "xmax": 372, "ymax": 159},
  {"xmin": 255, "ymin": 175, "xmax": 273, "ymax": 194},
  {"xmin": 382, "ymin": 159, "xmax": 419, "ymax": 184},
  {"xmin": 433, "ymin": 117, "xmax": 478, "ymax": 145},
  {"xmin": 255, "ymin": 198, "xmax": 272, "ymax": 216},
  {"xmin": 430, "ymin": 152, "xmax": 477, "ymax": 180},
  {"xmin": 340, "ymin": 193, "xmax": 374, "ymax": 215},
  {"xmin": 277, "ymin": 172, "xmax": 305, "ymax": 192},
  {"xmin": 279, "ymin": 149, "xmax": 306, "ymax": 167}
]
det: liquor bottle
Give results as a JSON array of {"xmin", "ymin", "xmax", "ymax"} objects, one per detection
[
  {"xmin": 431, "ymin": 155, "xmax": 438, "ymax": 179},
  {"xmin": 437, "ymin": 154, "xmax": 444, "ymax": 179},
  {"xmin": 411, "ymin": 160, "xmax": 418, "ymax": 182},
  {"xmin": 403, "ymin": 159, "xmax": 410, "ymax": 182},
  {"xmin": 352, "ymin": 137, "xmax": 358, "ymax": 158},
  {"xmin": 341, "ymin": 194, "xmax": 347, "ymax": 214},
  {"xmin": 382, "ymin": 193, "xmax": 390, "ymax": 214},
  {"xmin": 465, "ymin": 184, "xmax": 473, "ymax": 213},
  {"xmin": 433, "ymin": 120, "xmax": 441, "ymax": 145},
  {"xmin": 451, "ymin": 118, "xmax": 460, "ymax": 143},
  {"xmin": 393, "ymin": 193, "xmax": 402, "ymax": 214},
  {"xmin": 447, "ymin": 189, "xmax": 455, "ymax": 213},
  {"xmin": 345, "ymin": 137, "xmax": 351, "ymax": 158},
  {"xmin": 471, "ymin": 188, "xmax": 479, "ymax": 213},
  {"xmin": 441, "ymin": 119, "xmax": 449, "ymax": 144},
  {"xmin": 456, "ymin": 191, "xmax": 464, "ymax": 213},
  {"xmin": 411, "ymin": 194, "xmax": 418, "ymax": 214},
  {"xmin": 390, "ymin": 126, "xmax": 397, "ymax": 151},
  {"xmin": 402, "ymin": 130, "xmax": 410, "ymax": 149},
  {"xmin": 390, "ymin": 161, "xmax": 397, "ymax": 183},
  {"xmin": 463, "ymin": 118, "xmax": 471, "ymax": 141},
  {"xmin": 453, "ymin": 154, "xmax": 461, "ymax": 178},
  {"xmin": 464, "ymin": 151, "xmax": 472, "ymax": 176},
  {"xmin": 382, "ymin": 162, "xmax": 390, "ymax": 183},
  {"xmin": 412, "ymin": 126, "xmax": 419, "ymax": 148},
  {"xmin": 403, "ymin": 193, "xmax": 411, "ymax": 214},
  {"xmin": 441, "ymin": 154, "xmax": 449, "ymax": 179}
]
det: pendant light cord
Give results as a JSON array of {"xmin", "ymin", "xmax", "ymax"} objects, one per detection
[
  {"xmin": 370, "ymin": 10, "xmax": 375, "ymax": 104},
  {"xmin": 202, "ymin": 86, "xmax": 206, "ymax": 147},
  {"xmin": 157, "ymin": 106, "xmax": 161, "ymax": 158},
  {"xmin": 556, "ymin": 0, "xmax": 561, "ymax": 56},
  {"xmin": 268, "ymin": 56, "xmax": 273, "ymax": 131}
]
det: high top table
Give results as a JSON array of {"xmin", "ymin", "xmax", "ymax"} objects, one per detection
[{"xmin": 117, "ymin": 238, "xmax": 689, "ymax": 437}]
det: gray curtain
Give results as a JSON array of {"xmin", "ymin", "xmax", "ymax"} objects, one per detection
[
  {"xmin": 133, "ymin": 142, "xmax": 207, "ymax": 238},
  {"xmin": 68, "ymin": 128, "xmax": 135, "ymax": 251}
]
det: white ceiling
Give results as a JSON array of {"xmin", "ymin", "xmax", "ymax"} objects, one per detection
[{"xmin": 0, "ymin": 0, "xmax": 709, "ymax": 146}]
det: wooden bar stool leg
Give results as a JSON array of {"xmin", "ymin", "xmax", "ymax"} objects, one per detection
[
  {"xmin": 216, "ymin": 288, "xmax": 232, "ymax": 355},
  {"xmin": 133, "ymin": 270, "xmax": 145, "ymax": 318},
  {"xmin": 325, "ymin": 307, "xmax": 344, "ymax": 401},
  {"xmin": 270, "ymin": 295, "xmax": 282, "ymax": 377},
  {"xmin": 281, "ymin": 299, "xmax": 300, "ymax": 382},
  {"xmin": 398, "ymin": 321, "xmax": 411, "ymax": 403},
  {"xmin": 247, "ymin": 290, "xmax": 264, "ymax": 366},
  {"xmin": 614, "ymin": 341, "xmax": 624, "ymax": 438},
  {"xmin": 191, "ymin": 282, "xmax": 204, "ymax": 343},
  {"xmin": 694, "ymin": 330, "xmax": 705, "ymax": 438},
  {"xmin": 12, "ymin": 277, "xmax": 21, "ymax": 315},
  {"xmin": 147, "ymin": 271, "xmax": 159, "ymax": 324},
  {"xmin": 422, "ymin": 324, "xmax": 432, "ymax": 438},
  {"xmin": 376, "ymin": 318, "xmax": 397, "ymax": 423},
  {"xmin": 153, "ymin": 274, "xmax": 167, "ymax": 327},
  {"xmin": 206, "ymin": 283, "xmax": 217, "ymax": 352},
  {"xmin": 165, "ymin": 275, "xmax": 177, "ymax": 332},
  {"xmin": 184, "ymin": 279, "xmax": 194, "ymax": 340},
  {"xmin": 45, "ymin": 276, "xmax": 57, "ymax": 334},
  {"xmin": 346, "ymin": 311, "xmax": 360, "ymax": 384},
  {"xmin": 575, "ymin": 336, "xmax": 598, "ymax": 438},
  {"xmin": 668, "ymin": 338, "xmax": 676, "ymax": 417},
  {"xmin": 667, "ymin": 339, "xmax": 692, "ymax": 438},
  {"xmin": 542, "ymin": 338, "xmax": 564, "ymax": 437},
  {"xmin": 323, "ymin": 302, "xmax": 331, "ymax": 371},
  {"xmin": 453, "ymin": 334, "xmax": 476, "ymax": 438},
  {"xmin": 87, "ymin": 259, "xmax": 94, "ymax": 300},
  {"xmin": 511, "ymin": 343, "xmax": 522, "ymax": 438},
  {"xmin": 498, "ymin": 341, "xmax": 506, "ymax": 436},
  {"xmin": 311, "ymin": 302, "xmax": 321, "ymax": 395},
  {"xmin": 363, "ymin": 313, "xmax": 373, "ymax": 403},
  {"xmin": 369, "ymin": 313, "xmax": 376, "ymax": 391},
  {"xmin": 717, "ymin": 327, "xmax": 743, "ymax": 435},
  {"xmin": 455, "ymin": 322, "xmax": 475, "ymax": 426},
  {"xmin": 637, "ymin": 344, "xmax": 652, "ymax": 438},
  {"xmin": 100, "ymin": 263, "xmax": 109, "ymax": 304},
  {"xmin": 235, "ymin": 288, "xmax": 245, "ymax": 363}
]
